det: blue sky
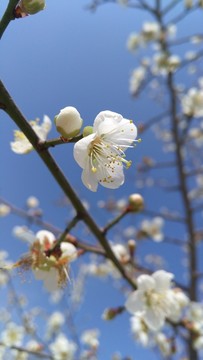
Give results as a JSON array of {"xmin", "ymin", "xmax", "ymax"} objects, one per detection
[{"xmin": 0, "ymin": 1, "xmax": 203, "ymax": 359}]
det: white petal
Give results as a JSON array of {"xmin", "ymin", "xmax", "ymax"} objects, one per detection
[
  {"xmin": 93, "ymin": 111, "xmax": 123, "ymax": 133},
  {"xmin": 95, "ymin": 161, "xmax": 125, "ymax": 189},
  {"xmin": 10, "ymin": 139, "xmax": 33, "ymax": 154},
  {"xmin": 41, "ymin": 115, "xmax": 52, "ymax": 134},
  {"xmin": 137, "ymin": 274, "xmax": 156, "ymax": 291},
  {"xmin": 144, "ymin": 308, "xmax": 165, "ymax": 331},
  {"xmin": 81, "ymin": 166, "xmax": 99, "ymax": 192},
  {"xmin": 152, "ymin": 270, "xmax": 174, "ymax": 292},
  {"xmin": 125, "ymin": 290, "xmax": 145, "ymax": 314},
  {"xmin": 36, "ymin": 230, "xmax": 56, "ymax": 246},
  {"xmin": 73, "ymin": 133, "xmax": 96, "ymax": 168},
  {"xmin": 60, "ymin": 242, "xmax": 77, "ymax": 261}
]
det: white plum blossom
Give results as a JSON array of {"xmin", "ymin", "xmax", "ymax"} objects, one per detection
[
  {"xmin": 81, "ymin": 329, "xmax": 100, "ymax": 348},
  {"xmin": 153, "ymin": 53, "xmax": 180, "ymax": 75},
  {"xmin": 126, "ymin": 33, "xmax": 140, "ymax": 52},
  {"xmin": 130, "ymin": 66, "xmax": 146, "ymax": 95},
  {"xmin": 139, "ymin": 217, "xmax": 164, "ymax": 242},
  {"xmin": 46, "ymin": 311, "xmax": 65, "ymax": 339},
  {"xmin": 130, "ymin": 314, "xmax": 150, "ymax": 346},
  {"xmin": 125, "ymin": 270, "xmax": 181, "ymax": 331},
  {"xmin": 73, "ymin": 110, "xmax": 137, "ymax": 191},
  {"xmin": 54, "ymin": 106, "xmax": 83, "ymax": 138},
  {"xmin": 141, "ymin": 22, "xmax": 160, "ymax": 42},
  {"xmin": 16, "ymin": 230, "xmax": 77, "ymax": 291},
  {"xmin": 10, "ymin": 115, "xmax": 51, "ymax": 154},
  {"xmin": 0, "ymin": 203, "xmax": 10, "ymax": 216},
  {"xmin": 49, "ymin": 333, "xmax": 77, "ymax": 360},
  {"xmin": 1, "ymin": 322, "xmax": 24, "ymax": 346},
  {"xmin": 181, "ymin": 87, "xmax": 203, "ymax": 117},
  {"xmin": 26, "ymin": 196, "xmax": 39, "ymax": 208}
]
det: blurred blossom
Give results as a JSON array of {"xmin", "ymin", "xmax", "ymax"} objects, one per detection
[
  {"xmin": 49, "ymin": 333, "xmax": 77, "ymax": 360},
  {"xmin": 141, "ymin": 22, "xmax": 160, "ymax": 42},
  {"xmin": 13, "ymin": 226, "xmax": 35, "ymax": 243},
  {"xmin": 0, "ymin": 203, "xmax": 10, "ymax": 216},
  {"xmin": 125, "ymin": 270, "xmax": 187, "ymax": 331},
  {"xmin": 126, "ymin": 33, "xmax": 140, "ymax": 52},
  {"xmin": 46, "ymin": 311, "xmax": 65, "ymax": 338},
  {"xmin": 81, "ymin": 329, "xmax": 100, "ymax": 348},
  {"xmin": 16, "ymin": 230, "xmax": 77, "ymax": 291},
  {"xmin": 10, "ymin": 115, "xmax": 51, "ymax": 154},
  {"xmin": 130, "ymin": 66, "xmax": 146, "ymax": 95},
  {"xmin": 138, "ymin": 217, "xmax": 164, "ymax": 242},
  {"xmin": 181, "ymin": 85, "xmax": 203, "ymax": 117},
  {"xmin": 155, "ymin": 333, "xmax": 172, "ymax": 356},
  {"xmin": 1, "ymin": 322, "xmax": 24, "ymax": 346},
  {"xmin": 26, "ymin": 196, "xmax": 39, "ymax": 208}
]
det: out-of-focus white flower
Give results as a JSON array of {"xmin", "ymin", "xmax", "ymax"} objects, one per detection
[
  {"xmin": 130, "ymin": 66, "xmax": 146, "ymax": 95},
  {"xmin": 46, "ymin": 312, "xmax": 65, "ymax": 338},
  {"xmin": 18, "ymin": 0, "xmax": 45, "ymax": 14},
  {"xmin": 126, "ymin": 33, "xmax": 140, "ymax": 52},
  {"xmin": 55, "ymin": 106, "xmax": 83, "ymax": 138},
  {"xmin": 0, "ymin": 204, "xmax": 10, "ymax": 216},
  {"xmin": 141, "ymin": 22, "xmax": 160, "ymax": 42},
  {"xmin": 153, "ymin": 53, "xmax": 180, "ymax": 75},
  {"xmin": 73, "ymin": 110, "xmax": 137, "ymax": 191},
  {"xmin": 111, "ymin": 243, "xmax": 130, "ymax": 264},
  {"xmin": 49, "ymin": 333, "xmax": 77, "ymax": 360},
  {"xmin": 16, "ymin": 230, "xmax": 77, "ymax": 291},
  {"xmin": 11, "ymin": 115, "xmax": 51, "ymax": 154},
  {"xmin": 13, "ymin": 226, "xmax": 35, "ymax": 243},
  {"xmin": 155, "ymin": 333, "xmax": 172, "ymax": 356},
  {"xmin": 130, "ymin": 315, "xmax": 150, "ymax": 346},
  {"xmin": 26, "ymin": 196, "xmax": 39, "ymax": 208},
  {"xmin": 1, "ymin": 322, "xmax": 24, "ymax": 346},
  {"xmin": 125, "ymin": 270, "xmax": 179, "ymax": 330},
  {"xmin": 139, "ymin": 217, "xmax": 164, "ymax": 242},
  {"xmin": 81, "ymin": 329, "xmax": 100, "ymax": 348},
  {"xmin": 181, "ymin": 88, "xmax": 203, "ymax": 117}
]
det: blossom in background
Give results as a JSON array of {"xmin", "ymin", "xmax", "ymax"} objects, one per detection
[
  {"xmin": 15, "ymin": 230, "xmax": 77, "ymax": 291},
  {"xmin": 153, "ymin": 53, "xmax": 181, "ymax": 75},
  {"xmin": 26, "ymin": 196, "xmax": 40, "ymax": 208},
  {"xmin": 130, "ymin": 66, "xmax": 146, "ymax": 95},
  {"xmin": 125, "ymin": 270, "xmax": 184, "ymax": 331},
  {"xmin": 1, "ymin": 322, "xmax": 24, "ymax": 346},
  {"xmin": 74, "ymin": 110, "xmax": 137, "ymax": 191},
  {"xmin": 10, "ymin": 115, "xmax": 51, "ymax": 154},
  {"xmin": 0, "ymin": 203, "xmax": 10, "ymax": 217},
  {"xmin": 54, "ymin": 106, "xmax": 83, "ymax": 138},
  {"xmin": 81, "ymin": 329, "xmax": 100, "ymax": 349},
  {"xmin": 181, "ymin": 86, "xmax": 203, "ymax": 118},
  {"xmin": 46, "ymin": 311, "xmax": 65, "ymax": 339},
  {"xmin": 138, "ymin": 217, "xmax": 164, "ymax": 242},
  {"xmin": 126, "ymin": 33, "xmax": 140, "ymax": 52},
  {"xmin": 141, "ymin": 22, "xmax": 160, "ymax": 42},
  {"xmin": 49, "ymin": 333, "xmax": 77, "ymax": 360}
]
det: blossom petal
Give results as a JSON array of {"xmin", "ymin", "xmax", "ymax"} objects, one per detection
[
  {"xmin": 125, "ymin": 290, "xmax": 145, "ymax": 314},
  {"xmin": 73, "ymin": 133, "xmax": 96, "ymax": 169},
  {"xmin": 137, "ymin": 274, "xmax": 156, "ymax": 291},
  {"xmin": 81, "ymin": 166, "xmax": 99, "ymax": 192},
  {"xmin": 144, "ymin": 308, "xmax": 165, "ymax": 331},
  {"xmin": 152, "ymin": 270, "xmax": 174, "ymax": 292}
]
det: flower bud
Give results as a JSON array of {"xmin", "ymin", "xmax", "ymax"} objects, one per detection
[
  {"xmin": 128, "ymin": 193, "xmax": 144, "ymax": 212},
  {"xmin": 83, "ymin": 126, "xmax": 93, "ymax": 137},
  {"xmin": 102, "ymin": 306, "xmax": 124, "ymax": 320},
  {"xmin": 54, "ymin": 107, "xmax": 83, "ymax": 138},
  {"xmin": 19, "ymin": 0, "xmax": 46, "ymax": 14}
]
